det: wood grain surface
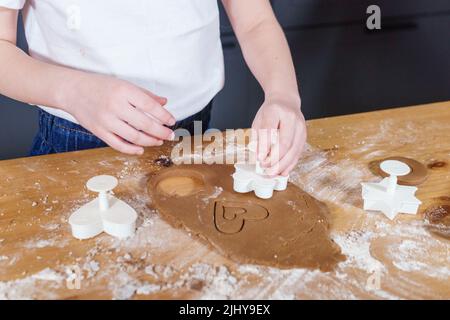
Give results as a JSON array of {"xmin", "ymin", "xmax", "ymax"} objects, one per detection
[{"xmin": 0, "ymin": 101, "xmax": 449, "ymax": 299}]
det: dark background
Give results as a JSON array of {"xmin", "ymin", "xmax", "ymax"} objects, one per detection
[{"xmin": 1, "ymin": 0, "xmax": 449, "ymax": 160}]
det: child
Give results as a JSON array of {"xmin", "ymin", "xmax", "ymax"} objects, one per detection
[{"xmin": 0, "ymin": 0, "xmax": 306, "ymax": 176}]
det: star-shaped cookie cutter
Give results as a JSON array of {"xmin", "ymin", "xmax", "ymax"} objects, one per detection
[
  {"xmin": 69, "ymin": 175, "xmax": 137, "ymax": 239},
  {"xmin": 361, "ymin": 160, "xmax": 422, "ymax": 220}
]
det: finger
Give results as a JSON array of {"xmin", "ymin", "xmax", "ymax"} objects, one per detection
[
  {"xmin": 99, "ymin": 129, "xmax": 144, "ymax": 155},
  {"xmin": 120, "ymin": 105, "xmax": 174, "ymax": 141},
  {"xmin": 257, "ymin": 117, "xmax": 280, "ymax": 164},
  {"xmin": 279, "ymin": 119, "xmax": 307, "ymax": 176},
  {"xmin": 266, "ymin": 144, "xmax": 299, "ymax": 176},
  {"xmin": 266, "ymin": 127, "xmax": 302, "ymax": 176},
  {"xmin": 143, "ymin": 89, "xmax": 168, "ymax": 106},
  {"xmin": 249, "ymin": 128, "xmax": 258, "ymax": 148},
  {"xmin": 111, "ymin": 119, "xmax": 164, "ymax": 147},
  {"xmin": 254, "ymin": 127, "xmax": 279, "ymax": 165},
  {"xmin": 262, "ymin": 138, "xmax": 282, "ymax": 171},
  {"xmin": 261, "ymin": 119, "xmax": 295, "ymax": 168},
  {"xmin": 279, "ymin": 127, "xmax": 307, "ymax": 176},
  {"xmin": 278, "ymin": 117, "xmax": 296, "ymax": 158},
  {"xmin": 281, "ymin": 160, "xmax": 298, "ymax": 177},
  {"xmin": 129, "ymin": 90, "xmax": 175, "ymax": 126},
  {"xmin": 256, "ymin": 128, "xmax": 270, "ymax": 165}
]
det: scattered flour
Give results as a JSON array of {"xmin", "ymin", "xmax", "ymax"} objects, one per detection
[
  {"xmin": 40, "ymin": 223, "xmax": 60, "ymax": 231},
  {"xmin": 136, "ymin": 283, "xmax": 161, "ymax": 295},
  {"xmin": 201, "ymin": 186, "xmax": 223, "ymax": 203},
  {"xmin": 31, "ymin": 268, "xmax": 65, "ymax": 282},
  {"xmin": 389, "ymin": 238, "xmax": 450, "ymax": 279},
  {"xmin": 2, "ymin": 122, "xmax": 448, "ymax": 299},
  {"xmin": 290, "ymin": 145, "xmax": 368, "ymax": 206},
  {"xmin": 333, "ymin": 231, "xmax": 384, "ymax": 273},
  {"xmin": 184, "ymin": 264, "xmax": 237, "ymax": 299},
  {"xmin": 0, "ymin": 268, "xmax": 64, "ymax": 299},
  {"xmin": 109, "ymin": 263, "xmax": 237, "ymax": 300},
  {"xmin": 23, "ymin": 238, "xmax": 68, "ymax": 249}
]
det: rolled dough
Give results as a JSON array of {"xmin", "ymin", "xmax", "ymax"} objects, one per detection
[
  {"xmin": 147, "ymin": 165, "xmax": 345, "ymax": 271},
  {"xmin": 369, "ymin": 156, "xmax": 428, "ymax": 186}
]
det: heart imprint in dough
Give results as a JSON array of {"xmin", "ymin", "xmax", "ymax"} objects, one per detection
[
  {"xmin": 148, "ymin": 164, "xmax": 345, "ymax": 271},
  {"xmin": 213, "ymin": 200, "xmax": 269, "ymax": 234}
]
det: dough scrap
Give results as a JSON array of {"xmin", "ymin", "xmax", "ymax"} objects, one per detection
[
  {"xmin": 148, "ymin": 165, "xmax": 345, "ymax": 271},
  {"xmin": 423, "ymin": 203, "xmax": 450, "ymax": 240},
  {"xmin": 369, "ymin": 156, "xmax": 428, "ymax": 186}
]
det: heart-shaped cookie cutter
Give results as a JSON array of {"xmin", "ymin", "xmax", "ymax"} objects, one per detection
[{"xmin": 69, "ymin": 175, "xmax": 137, "ymax": 239}]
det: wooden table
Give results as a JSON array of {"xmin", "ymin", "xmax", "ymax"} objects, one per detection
[{"xmin": 0, "ymin": 101, "xmax": 449, "ymax": 299}]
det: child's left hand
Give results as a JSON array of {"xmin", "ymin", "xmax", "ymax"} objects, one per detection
[{"xmin": 251, "ymin": 95, "xmax": 306, "ymax": 176}]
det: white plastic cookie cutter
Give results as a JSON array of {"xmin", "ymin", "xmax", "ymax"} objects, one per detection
[
  {"xmin": 361, "ymin": 160, "xmax": 422, "ymax": 220},
  {"xmin": 232, "ymin": 163, "xmax": 289, "ymax": 199},
  {"xmin": 232, "ymin": 137, "xmax": 288, "ymax": 199},
  {"xmin": 69, "ymin": 175, "xmax": 137, "ymax": 239}
]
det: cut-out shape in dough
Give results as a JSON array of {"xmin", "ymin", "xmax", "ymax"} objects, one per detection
[
  {"xmin": 69, "ymin": 175, "xmax": 137, "ymax": 239},
  {"xmin": 369, "ymin": 156, "xmax": 428, "ymax": 186},
  {"xmin": 154, "ymin": 168, "xmax": 206, "ymax": 198},
  {"xmin": 148, "ymin": 165, "xmax": 344, "ymax": 271},
  {"xmin": 157, "ymin": 175, "xmax": 204, "ymax": 197},
  {"xmin": 213, "ymin": 200, "xmax": 269, "ymax": 234}
]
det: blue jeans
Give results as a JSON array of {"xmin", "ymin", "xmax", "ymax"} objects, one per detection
[{"xmin": 29, "ymin": 103, "xmax": 212, "ymax": 156}]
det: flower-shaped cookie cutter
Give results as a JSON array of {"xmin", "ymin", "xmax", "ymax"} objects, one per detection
[{"xmin": 232, "ymin": 163, "xmax": 288, "ymax": 199}]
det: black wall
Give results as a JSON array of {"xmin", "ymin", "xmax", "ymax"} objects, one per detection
[
  {"xmin": 1, "ymin": 1, "xmax": 450, "ymax": 160},
  {"xmin": 211, "ymin": 0, "xmax": 450, "ymax": 127},
  {"xmin": 0, "ymin": 13, "xmax": 38, "ymax": 160}
]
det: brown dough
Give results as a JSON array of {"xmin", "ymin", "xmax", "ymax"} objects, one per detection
[
  {"xmin": 368, "ymin": 156, "xmax": 428, "ymax": 186},
  {"xmin": 148, "ymin": 165, "xmax": 345, "ymax": 271},
  {"xmin": 423, "ymin": 202, "xmax": 450, "ymax": 240}
]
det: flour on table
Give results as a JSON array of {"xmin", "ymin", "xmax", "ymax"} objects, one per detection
[
  {"xmin": 0, "ymin": 268, "xmax": 64, "ymax": 300},
  {"xmin": 23, "ymin": 238, "xmax": 68, "ymax": 249},
  {"xmin": 333, "ymin": 231, "xmax": 385, "ymax": 273},
  {"xmin": 2, "ymin": 123, "xmax": 449, "ymax": 299}
]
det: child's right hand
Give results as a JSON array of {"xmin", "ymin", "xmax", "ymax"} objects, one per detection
[{"xmin": 62, "ymin": 73, "xmax": 176, "ymax": 155}]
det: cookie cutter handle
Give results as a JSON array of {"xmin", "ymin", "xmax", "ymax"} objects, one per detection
[
  {"xmin": 86, "ymin": 175, "xmax": 118, "ymax": 211},
  {"xmin": 379, "ymin": 160, "xmax": 411, "ymax": 194}
]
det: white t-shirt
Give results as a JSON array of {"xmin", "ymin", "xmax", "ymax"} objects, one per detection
[{"xmin": 1, "ymin": 0, "xmax": 225, "ymax": 122}]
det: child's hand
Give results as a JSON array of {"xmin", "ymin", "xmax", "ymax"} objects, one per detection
[
  {"xmin": 63, "ymin": 73, "xmax": 176, "ymax": 155},
  {"xmin": 251, "ymin": 95, "xmax": 306, "ymax": 176}
]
